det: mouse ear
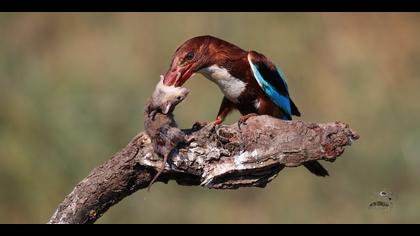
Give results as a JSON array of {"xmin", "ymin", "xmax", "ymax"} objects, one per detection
[
  {"xmin": 159, "ymin": 75, "xmax": 164, "ymax": 82},
  {"xmin": 162, "ymin": 102, "xmax": 172, "ymax": 114}
]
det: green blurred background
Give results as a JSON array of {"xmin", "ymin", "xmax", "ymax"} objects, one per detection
[{"xmin": 0, "ymin": 13, "xmax": 419, "ymax": 223}]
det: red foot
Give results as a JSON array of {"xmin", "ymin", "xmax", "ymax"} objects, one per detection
[
  {"xmin": 239, "ymin": 113, "xmax": 259, "ymax": 124},
  {"xmin": 212, "ymin": 117, "xmax": 223, "ymax": 126}
]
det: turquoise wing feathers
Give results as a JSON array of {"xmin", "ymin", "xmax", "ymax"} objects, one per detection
[{"xmin": 248, "ymin": 51, "xmax": 300, "ymax": 119}]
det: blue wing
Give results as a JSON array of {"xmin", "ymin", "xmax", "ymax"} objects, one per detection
[
  {"xmin": 248, "ymin": 51, "xmax": 300, "ymax": 120},
  {"xmin": 250, "ymin": 62, "xmax": 292, "ymax": 116}
]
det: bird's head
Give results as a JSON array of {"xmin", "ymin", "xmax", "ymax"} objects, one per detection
[{"xmin": 163, "ymin": 35, "xmax": 218, "ymax": 87}]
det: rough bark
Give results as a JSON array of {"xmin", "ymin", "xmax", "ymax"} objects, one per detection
[{"xmin": 48, "ymin": 115, "xmax": 359, "ymax": 224}]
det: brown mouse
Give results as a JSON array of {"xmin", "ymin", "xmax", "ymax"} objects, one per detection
[{"xmin": 144, "ymin": 76, "xmax": 190, "ymax": 191}]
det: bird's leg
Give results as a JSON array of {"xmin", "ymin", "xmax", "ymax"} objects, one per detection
[
  {"xmin": 238, "ymin": 113, "xmax": 259, "ymax": 130},
  {"xmin": 210, "ymin": 119, "xmax": 223, "ymax": 135},
  {"xmin": 212, "ymin": 117, "xmax": 224, "ymax": 126},
  {"xmin": 212, "ymin": 97, "xmax": 234, "ymax": 126}
]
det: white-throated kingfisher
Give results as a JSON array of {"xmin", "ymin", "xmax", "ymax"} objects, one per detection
[{"xmin": 163, "ymin": 35, "xmax": 328, "ymax": 177}]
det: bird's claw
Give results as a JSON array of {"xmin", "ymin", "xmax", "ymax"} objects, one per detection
[
  {"xmin": 237, "ymin": 119, "xmax": 246, "ymax": 130},
  {"xmin": 212, "ymin": 118, "xmax": 223, "ymax": 126},
  {"xmin": 209, "ymin": 118, "xmax": 223, "ymax": 132},
  {"xmin": 238, "ymin": 113, "xmax": 258, "ymax": 130},
  {"xmin": 210, "ymin": 123, "xmax": 220, "ymax": 133}
]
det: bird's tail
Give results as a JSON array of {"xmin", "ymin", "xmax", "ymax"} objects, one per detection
[
  {"xmin": 290, "ymin": 98, "xmax": 301, "ymax": 117},
  {"xmin": 303, "ymin": 161, "xmax": 329, "ymax": 177}
]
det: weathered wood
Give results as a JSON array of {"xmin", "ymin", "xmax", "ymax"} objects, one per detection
[{"xmin": 48, "ymin": 115, "xmax": 359, "ymax": 224}]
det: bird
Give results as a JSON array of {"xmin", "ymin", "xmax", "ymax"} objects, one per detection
[{"xmin": 162, "ymin": 35, "xmax": 328, "ymax": 177}]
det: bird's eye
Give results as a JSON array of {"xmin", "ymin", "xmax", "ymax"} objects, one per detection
[
  {"xmin": 185, "ymin": 52, "xmax": 194, "ymax": 61},
  {"xmin": 379, "ymin": 191, "xmax": 388, "ymax": 197}
]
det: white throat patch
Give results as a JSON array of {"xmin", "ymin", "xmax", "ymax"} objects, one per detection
[{"xmin": 199, "ymin": 65, "xmax": 247, "ymax": 103}]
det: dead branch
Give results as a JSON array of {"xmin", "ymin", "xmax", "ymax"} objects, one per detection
[{"xmin": 48, "ymin": 115, "xmax": 359, "ymax": 224}]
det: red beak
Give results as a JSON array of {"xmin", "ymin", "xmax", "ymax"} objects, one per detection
[{"xmin": 163, "ymin": 63, "xmax": 194, "ymax": 87}]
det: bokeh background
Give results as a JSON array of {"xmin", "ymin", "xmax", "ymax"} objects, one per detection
[{"xmin": 0, "ymin": 13, "xmax": 419, "ymax": 223}]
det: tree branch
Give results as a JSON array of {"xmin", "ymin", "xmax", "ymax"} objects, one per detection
[{"xmin": 48, "ymin": 115, "xmax": 359, "ymax": 224}]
